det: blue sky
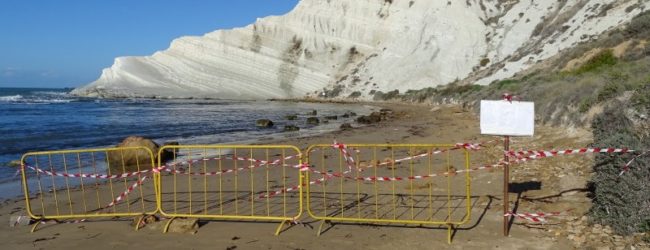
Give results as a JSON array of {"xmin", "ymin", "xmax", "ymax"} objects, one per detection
[{"xmin": 0, "ymin": 0, "xmax": 299, "ymax": 88}]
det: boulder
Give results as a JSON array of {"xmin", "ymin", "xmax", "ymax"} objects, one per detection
[
  {"xmin": 285, "ymin": 114, "xmax": 298, "ymax": 120},
  {"xmin": 283, "ymin": 125, "xmax": 300, "ymax": 132},
  {"xmin": 166, "ymin": 218, "xmax": 199, "ymax": 234},
  {"xmin": 356, "ymin": 112, "xmax": 382, "ymax": 124},
  {"xmin": 107, "ymin": 136, "xmax": 159, "ymax": 173},
  {"xmin": 256, "ymin": 119, "xmax": 274, "ymax": 128},
  {"xmin": 160, "ymin": 141, "xmax": 180, "ymax": 161},
  {"xmin": 306, "ymin": 117, "xmax": 320, "ymax": 125},
  {"xmin": 342, "ymin": 111, "xmax": 357, "ymax": 118},
  {"xmin": 340, "ymin": 123, "xmax": 353, "ymax": 130}
]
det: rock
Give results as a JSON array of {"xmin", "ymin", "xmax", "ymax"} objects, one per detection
[
  {"xmin": 340, "ymin": 123, "xmax": 353, "ymax": 130},
  {"xmin": 256, "ymin": 119, "xmax": 274, "ymax": 128},
  {"xmin": 379, "ymin": 108, "xmax": 393, "ymax": 115},
  {"xmin": 356, "ymin": 112, "xmax": 382, "ymax": 124},
  {"xmin": 108, "ymin": 136, "xmax": 159, "ymax": 173},
  {"xmin": 160, "ymin": 141, "xmax": 180, "ymax": 160},
  {"xmin": 306, "ymin": 117, "xmax": 319, "ymax": 125},
  {"xmin": 307, "ymin": 110, "xmax": 317, "ymax": 116},
  {"xmin": 166, "ymin": 218, "xmax": 199, "ymax": 234},
  {"xmin": 324, "ymin": 115, "xmax": 338, "ymax": 120},
  {"xmin": 283, "ymin": 125, "xmax": 300, "ymax": 132},
  {"xmin": 9, "ymin": 215, "xmax": 30, "ymax": 227},
  {"xmin": 285, "ymin": 114, "xmax": 298, "ymax": 120},
  {"xmin": 7, "ymin": 160, "xmax": 22, "ymax": 167},
  {"xmin": 342, "ymin": 113, "xmax": 350, "ymax": 118}
]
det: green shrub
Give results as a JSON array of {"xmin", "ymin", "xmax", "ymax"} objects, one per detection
[
  {"xmin": 480, "ymin": 58, "xmax": 490, "ymax": 67},
  {"xmin": 348, "ymin": 91, "xmax": 361, "ymax": 98},
  {"xmin": 579, "ymin": 97, "xmax": 594, "ymax": 112},
  {"xmin": 372, "ymin": 89, "xmax": 399, "ymax": 101},
  {"xmin": 439, "ymin": 84, "xmax": 483, "ymax": 96},
  {"xmin": 631, "ymin": 83, "xmax": 650, "ymax": 109},
  {"xmin": 493, "ymin": 79, "xmax": 519, "ymax": 90},
  {"xmin": 624, "ymin": 10, "xmax": 650, "ymax": 39},
  {"xmin": 596, "ymin": 82, "xmax": 621, "ymax": 102},
  {"xmin": 575, "ymin": 50, "xmax": 618, "ymax": 74},
  {"xmin": 589, "ymin": 102, "xmax": 650, "ymax": 235}
]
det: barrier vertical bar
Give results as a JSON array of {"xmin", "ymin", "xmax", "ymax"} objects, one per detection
[{"xmin": 503, "ymin": 136, "xmax": 510, "ymax": 236}]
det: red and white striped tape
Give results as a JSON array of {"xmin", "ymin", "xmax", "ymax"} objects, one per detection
[
  {"xmin": 25, "ymin": 165, "xmax": 152, "ymax": 179},
  {"xmin": 506, "ymin": 148, "xmax": 633, "ymax": 161},
  {"xmin": 104, "ymin": 175, "xmax": 148, "ymax": 209},
  {"xmin": 166, "ymin": 152, "xmax": 302, "ymax": 169},
  {"xmin": 502, "ymin": 93, "xmax": 521, "ymax": 102},
  {"xmin": 504, "ymin": 210, "xmax": 570, "ymax": 223},
  {"xmin": 260, "ymin": 142, "xmax": 354, "ymax": 199},
  {"xmin": 619, "ymin": 150, "xmax": 650, "ymax": 175}
]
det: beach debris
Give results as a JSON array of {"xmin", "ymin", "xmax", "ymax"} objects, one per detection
[
  {"xmin": 131, "ymin": 214, "xmax": 158, "ymax": 229},
  {"xmin": 283, "ymin": 125, "xmax": 300, "ymax": 132},
  {"xmin": 108, "ymin": 136, "xmax": 160, "ymax": 173},
  {"xmin": 231, "ymin": 236, "xmax": 240, "ymax": 240},
  {"xmin": 447, "ymin": 166, "xmax": 458, "ymax": 176},
  {"xmin": 285, "ymin": 114, "xmax": 298, "ymax": 120},
  {"xmin": 166, "ymin": 218, "xmax": 199, "ymax": 234},
  {"xmin": 226, "ymin": 246, "xmax": 237, "ymax": 250},
  {"xmin": 324, "ymin": 115, "xmax": 338, "ymax": 120},
  {"xmin": 340, "ymin": 123, "xmax": 353, "ymax": 130},
  {"xmin": 307, "ymin": 110, "xmax": 317, "ymax": 115},
  {"xmin": 255, "ymin": 119, "xmax": 274, "ymax": 128},
  {"xmin": 9, "ymin": 215, "xmax": 31, "ymax": 227},
  {"xmin": 32, "ymin": 236, "xmax": 56, "ymax": 244},
  {"xmin": 306, "ymin": 117, "xmax": 320, "ymax": 125}
]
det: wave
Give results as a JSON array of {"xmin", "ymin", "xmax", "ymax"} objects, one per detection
[
  {"xmin": 0, "ymin": 94, "xmax": 74, "ymax": 104},
  {"xmin": 0, "ymin": 95, "xmax": 23, "ymax": 102},
  {"xmin": 33, "ymin": 91, "xmax": 70, "ymax": 96}
]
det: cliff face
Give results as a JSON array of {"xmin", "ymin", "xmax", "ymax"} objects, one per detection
[{"xmin": 72, "ymin": 0, "xmax": 648, "ymax": 99}]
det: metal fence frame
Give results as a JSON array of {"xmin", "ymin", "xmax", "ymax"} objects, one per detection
[
  {"xmin": 156, "ymin": 145, "xmax": 303, "ymax": 235},
  {"xmin": 304, "ymin": 144, "xmax": 472, "ymax": 243},
  {"xmin": 20, "ymin": 146, "xmax": 158, "ymax": 232}
]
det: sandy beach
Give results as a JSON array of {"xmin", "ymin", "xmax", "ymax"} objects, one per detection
[{"xmin": 0, "ymin": 103, "xmax": 603, "ymax": 249}]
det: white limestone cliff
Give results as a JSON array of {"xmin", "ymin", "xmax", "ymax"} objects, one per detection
[{"xmin": 72, "ymin": 0, "xmax": 649, "ymax": 100}]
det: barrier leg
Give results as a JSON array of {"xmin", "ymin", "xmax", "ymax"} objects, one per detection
[
  {"xmin": 447, "ymin": 224, "xmax": 454, "ymax": 244},
  {"xmin": 134, "ymin": 215, "xmax": 145, "ymax": 231},
  {"xmin": 275, "ymin": 220, "xmax": 288, "ymax": 236},
  {"xmin": 30, "ymin": 219, "xmax": 43, "ymax": 233},
  {"xmin": 316, "ymin": 220, "xmax": 330, "ymax": 236},
  {"xmin": 163, "ymin": 217, "xmax": 177, "ymax": 233}
]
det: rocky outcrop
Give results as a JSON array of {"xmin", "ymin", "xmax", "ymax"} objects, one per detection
[{"xmin": 72, "ymin": 0, "xmax": 648, "ymax": 100}]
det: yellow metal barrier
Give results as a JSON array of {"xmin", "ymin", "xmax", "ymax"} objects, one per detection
[
  {"xmin": 20, "ymin": 147, "xmax": 158, "ymax": 232},
  {"xmin": 156, "ymin": 145, "xmax": 303, "ymax": 235},
  {"xmin": 305, "ymin": 144, "xmax": 471, "ymax": 244}
]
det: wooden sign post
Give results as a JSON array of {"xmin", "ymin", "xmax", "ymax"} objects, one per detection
[{"xmin": 480, "ymin": 99, "xmax": 534, "ymax": 236}]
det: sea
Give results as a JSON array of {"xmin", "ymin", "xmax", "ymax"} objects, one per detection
[{"xmin": 0, "ymin": 87, "xmax": 372, "ymax": 198}]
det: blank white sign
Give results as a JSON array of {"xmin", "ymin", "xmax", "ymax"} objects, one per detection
[{"xmin": 480, "ymin": 100, "xmax": 534, "ymax": 136}]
